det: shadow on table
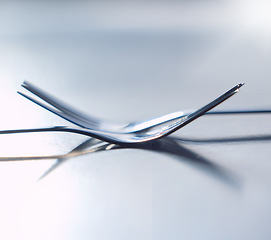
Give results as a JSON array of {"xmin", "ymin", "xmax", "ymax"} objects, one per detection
[
  {"xmin": 1, "ymin": 134, "xmax": 269, "ymax": 187},
  {"xmin": 37, "ymin": 134, "xmax": 271, "ymax": 188}
]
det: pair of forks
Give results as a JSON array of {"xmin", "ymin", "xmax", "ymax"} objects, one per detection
[{"xmin": 1, "ymin": 82, "xmax": 267, "ymax": 144}]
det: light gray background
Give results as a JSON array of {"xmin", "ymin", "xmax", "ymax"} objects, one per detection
[{"xmin": 0, "ymin": 1, "xmax": 271, "ymax": 239}]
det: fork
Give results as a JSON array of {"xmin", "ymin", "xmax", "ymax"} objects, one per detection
[
  {"xmin": 18, "ymin": 81, "xmax": 270, "ymax": 133},
  {"xmin": 1, "ymin": 83, "xmax": 244, "ymax": 144}
]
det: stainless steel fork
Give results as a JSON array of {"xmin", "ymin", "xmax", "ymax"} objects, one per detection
[
  {"xmin": 18, "ymin": 81, "xmax": 270, "ymax": 134},
  {"xmin": 1, "ymin": 83, "xmax": 244, "ymax": 144}
]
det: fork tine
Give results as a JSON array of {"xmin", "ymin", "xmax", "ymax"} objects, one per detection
[
  {"xmin": 161, "ymin": 83, "xmax": 245, "ymax": 137},
  {"xmin": 18, "ymin": 91, "xmax": 98, "ymax": 128},
  {"xmin": 22, "ymin": 81, "xmax": 99, "ymax": 126}
]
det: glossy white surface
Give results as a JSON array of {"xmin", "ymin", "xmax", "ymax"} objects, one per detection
[{"xmin": 0, "ymin": 1, "xmax": 271, "ymax": 239}]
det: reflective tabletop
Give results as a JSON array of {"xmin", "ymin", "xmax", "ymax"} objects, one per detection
[{"xmin": 0, "ymin": 1, "xmax": 271, "ymax": 240}]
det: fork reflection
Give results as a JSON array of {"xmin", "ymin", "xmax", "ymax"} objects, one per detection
[
  {"xmin": 0, "ymin": 136, "xmax": 241, "ymax": 188},
  {"xmin": 2, "ymin": 132, "xmax": 271, "ymax": 188}
]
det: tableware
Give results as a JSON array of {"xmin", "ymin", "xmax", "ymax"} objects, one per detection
[
  {"xmin": 1, "ymin": 83, "xmax": 244, "ymax": 144},
  {"xmin": 19, "ymin": 82, "xmax": 264, "ymax": 134}
]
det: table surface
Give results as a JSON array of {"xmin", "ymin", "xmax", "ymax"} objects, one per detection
[{"xmin": 0, "ymin": 1, "xmax": 271, "ymax": 240}]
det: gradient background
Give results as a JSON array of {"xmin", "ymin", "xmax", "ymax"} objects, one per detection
[{"xmin": 0, "ymin": 1, "xmax": 271, "ymax": 239}]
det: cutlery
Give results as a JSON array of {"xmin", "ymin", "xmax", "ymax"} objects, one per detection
[{"xmin": 0, "ymin": 83, "xmax": 244, "ymax": 144}]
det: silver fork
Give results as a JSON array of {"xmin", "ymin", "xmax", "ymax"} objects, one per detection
[
  {"xmin": 18, "ymin": 82, "xmax": 270, "ymax": 134},
  {"xmin": 1, "ymin": 83, "xmax": 243, "ymax": 144}
]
